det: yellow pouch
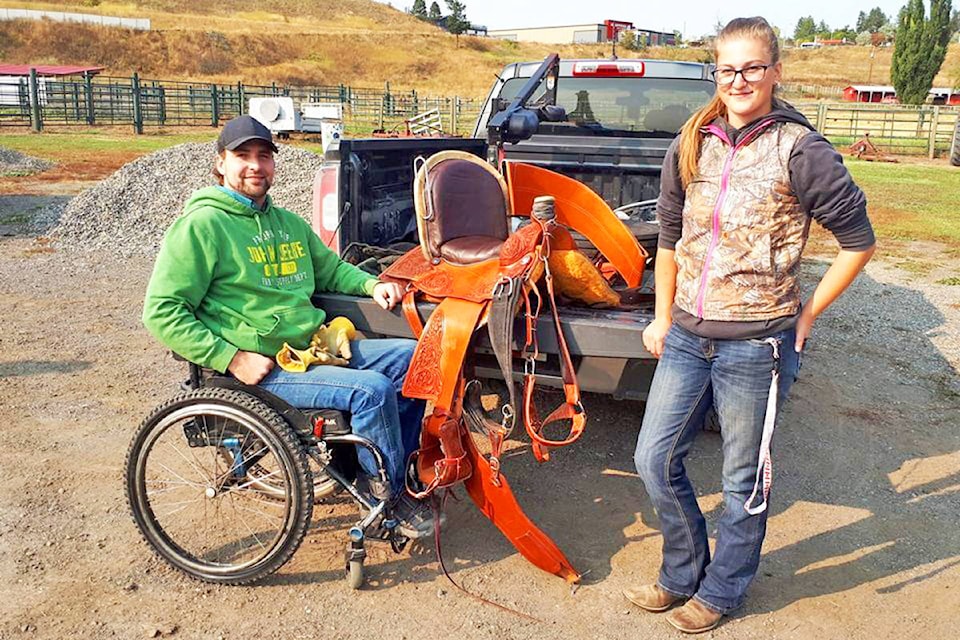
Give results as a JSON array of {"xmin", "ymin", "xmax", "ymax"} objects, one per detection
[{"xmin": 548, "ymin": 249, "xmax": 620, "ymax": 307}]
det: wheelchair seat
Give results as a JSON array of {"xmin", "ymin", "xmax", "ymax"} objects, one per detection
[{"xmin": 174, "ymin": 353, "xmax": 352, "ymax": 437}]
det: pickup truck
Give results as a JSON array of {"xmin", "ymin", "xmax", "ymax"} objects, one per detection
[{"xmin": 310, "ymin": 55, "xmax": 715, "ymax": 403}]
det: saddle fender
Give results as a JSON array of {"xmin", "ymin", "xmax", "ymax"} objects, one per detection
[{"xmin": 505, "ymin": 162, "xmax": 645, "ymax": 288}]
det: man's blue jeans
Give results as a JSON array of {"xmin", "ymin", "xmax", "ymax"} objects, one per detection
[
  {"xmin": 259, "ymin": 338, "xmax": 424, "ymax": 496},
  {"xmin": 634, "ymin": 323, "xmax": 801, "ymax": 614}
]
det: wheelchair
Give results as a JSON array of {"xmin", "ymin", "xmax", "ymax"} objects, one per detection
[{"xmin": 124, "ymin": 359, "xmax": 412, "ymax": 589}]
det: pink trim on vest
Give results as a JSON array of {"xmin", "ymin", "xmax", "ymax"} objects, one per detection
[{"xmin": 694, "ymin": 118, "xmax": 778, "ymax": 318}]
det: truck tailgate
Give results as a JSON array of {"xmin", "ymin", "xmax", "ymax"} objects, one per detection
[{"xmin": 313, "ymin": 293, "xmax": 655, "ymax": 360}]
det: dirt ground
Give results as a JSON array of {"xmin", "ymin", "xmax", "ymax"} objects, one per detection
[{"xmin": 1, "ymin": 190, "xmax": 959, "ymax": 640}]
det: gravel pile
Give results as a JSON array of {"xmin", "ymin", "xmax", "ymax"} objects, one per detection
[
  {"xmin": 0, "ymin": 146, "xmax": 53, "ymax": 177},
  {"xmin": 50, "ymin": 142, "xmax": 323, "ymax": 255}
]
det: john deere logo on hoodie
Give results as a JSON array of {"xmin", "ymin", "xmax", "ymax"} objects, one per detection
[{"xmin": 247, "ymin": 229, "xmax": 308, "ymax": 285}]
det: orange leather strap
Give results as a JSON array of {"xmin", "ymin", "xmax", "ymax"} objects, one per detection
[
  {"xmin": 523, "ymin": 254, "xmax": 586, "ymax": 460},
  {"xmin": 401, "ymin": 290, "xmax": 424, "ymax": 338}
]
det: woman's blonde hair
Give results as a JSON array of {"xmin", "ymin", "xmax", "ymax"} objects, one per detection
[{"xmin": 677, "ymin": 17, "xmax": 780, "ymax": 187}]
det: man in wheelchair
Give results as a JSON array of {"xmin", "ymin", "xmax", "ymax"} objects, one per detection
[{"xmin": 142, "ymin": 115, "xmax": 434, "ymax": 539}]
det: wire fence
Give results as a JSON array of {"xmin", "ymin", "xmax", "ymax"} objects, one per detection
[
  {"xmin": 1, "ymin": 72, "xmax": 484, "ymax": 136},
  {"xmin": 4, "ymin": 70, "xmax": 959, "ymax": 157}
]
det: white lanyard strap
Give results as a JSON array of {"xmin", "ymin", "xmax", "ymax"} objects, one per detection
[{"xmin": 744, "ymin": 337, "xmax": 781, "ymax": 516}]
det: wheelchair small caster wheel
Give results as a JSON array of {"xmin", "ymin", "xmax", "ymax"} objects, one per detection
[{"xmin": 346, "ymin": 558, "xmax": 364, "ymax": 590}]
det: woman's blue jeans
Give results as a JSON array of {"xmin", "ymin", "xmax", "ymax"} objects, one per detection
[
  {"xmin": 634, "ymin": 323, "xmax": 801, "ymax": 614},
  {"xmin": 259, "ymin": 338, "xmax": 425, "ymax": 496}
]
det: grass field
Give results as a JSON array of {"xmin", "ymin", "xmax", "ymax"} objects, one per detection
[
  {"xmin": 846, "ymin": 158, "xmax": 960, "ymax": 249},
  {"xmin": 3, "ymin": 0, "xmax": 959, "ymax": 96}
]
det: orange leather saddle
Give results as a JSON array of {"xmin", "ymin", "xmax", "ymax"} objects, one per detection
[{"xmin": 381, "ymin": 151, "xmax": 645, "ymax": 584}]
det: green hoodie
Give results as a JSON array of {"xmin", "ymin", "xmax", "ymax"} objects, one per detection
[{"xmin": 143, "ymin": 186, "xmax": 377, "ymax": 372}]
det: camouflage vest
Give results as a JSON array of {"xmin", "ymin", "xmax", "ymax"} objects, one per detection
[{"xmin": 674, "ymin": 120, "xmax": 812, "ymax": 321}]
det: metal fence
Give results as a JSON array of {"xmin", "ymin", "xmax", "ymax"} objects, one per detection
[
  {"xmin": 5, "ymin": 70, "xmax": 959, "ymax": 157},
  {"xmin": 794, "ymin": 102, "xmax": 959, "ymax": 158},
  {"xmin": 1, "ymin": 71, "xmax": 484, "ymax": 136}
]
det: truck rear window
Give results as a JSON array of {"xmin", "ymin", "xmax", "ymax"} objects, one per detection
[{"xmin": 498, "ymin": 77, "xmax": 715, "ymax": 134}]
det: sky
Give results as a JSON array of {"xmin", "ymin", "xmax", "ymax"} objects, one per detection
[{"xmin": 383, "ymin": 1, "xmax": 913, "ymax": 39}]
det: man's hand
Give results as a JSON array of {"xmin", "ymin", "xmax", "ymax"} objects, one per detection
[
  {"xmin": 372, "ymin": 281, "xmax": 403, "ymax": 310},
  {"xmin": 228, "ymin": 350, "xmax": 274, "ymax": 385}
]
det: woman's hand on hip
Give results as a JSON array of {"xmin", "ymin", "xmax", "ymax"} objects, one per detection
[
  {"xmin": 643, "ymin": 316, "xmax": 672, "ymax": 359},
  {"xmin": 228, "ymin": 350, "xmax": 275, "ymax": 385},
  {"xmin": 794, "ymin": 306, "xmax": 815, "ymax": 353}
]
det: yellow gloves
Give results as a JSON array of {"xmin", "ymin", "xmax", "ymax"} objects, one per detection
[{"xmin": 276, "ymin": 317, "xmax": 358, "ymax": 373}]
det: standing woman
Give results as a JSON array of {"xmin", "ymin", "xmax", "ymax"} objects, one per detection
[{"xmin": 626, "ymin": 17, "xmax": 876, "ymax": 633}]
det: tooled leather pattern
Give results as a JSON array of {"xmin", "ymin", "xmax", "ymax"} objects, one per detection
[
  {"xmin": 403, "ymin": 308, "xmax": 444, "ymax": 400},
  {"xmin": 499, "ymin": 223, "xmax": 541, "ymax": 265}
]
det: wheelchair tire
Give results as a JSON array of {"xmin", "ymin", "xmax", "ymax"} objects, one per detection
[{"xmin": 126, "ymin": 387, "xmax": 314, "ymax": 585}]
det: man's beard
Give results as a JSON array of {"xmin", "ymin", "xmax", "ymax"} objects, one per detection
[{"xmin": 236, "ymin": 176, "xmax": 272, "ymax": 200}]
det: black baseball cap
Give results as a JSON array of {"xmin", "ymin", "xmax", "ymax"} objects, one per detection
[{"xmin": 216, "ymin": 115, "xmax": 279, "ymax": 153}]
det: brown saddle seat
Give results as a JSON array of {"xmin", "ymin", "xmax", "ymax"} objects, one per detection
[
  {"xmin": 439, "ymin": 236, "xmax": 504, "ymax": 265},
  {"xmin": 416, "ymin": 151, "xmax": 510, "ymax": 267}
]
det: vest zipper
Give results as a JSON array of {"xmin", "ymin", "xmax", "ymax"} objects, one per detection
[{"xmin": 694, "ymin": 119, "xmax": 777, "ymax": 318}]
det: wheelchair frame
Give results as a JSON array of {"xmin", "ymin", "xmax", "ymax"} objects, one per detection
[{"xmin": 125, "ymin": 360, "xmax": 412, "ymax": 589}]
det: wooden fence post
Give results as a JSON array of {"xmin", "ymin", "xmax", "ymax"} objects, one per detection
[
  {"xmin": 28, "ymin": 68, "xmax": 43, "ymax": 132},
  {"xmin": 815, "ymin": 102, "xmax": 827, "ymax": 132},
  {"xmin": 131, "ymin": 72, "xmax": 143, "ymax": 134},
  {"xmin": 928, "ymin": 105, "xmax": 941, "ymax": 159},
  {"xmin": 238, "ymin": 81, "xmax": 245, "ymax": 117}
]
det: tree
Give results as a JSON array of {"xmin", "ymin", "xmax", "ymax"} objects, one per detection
[
  {"xmin": 857, "ymin": 11, "xmax": 868, "ymax": 32},
  {"xmin": 444, "ymin": 0, "xmax": 469, "ymax": 46},
  {"xmin": 619, "ymin": 30, "xmax": 646, "ymax": 51},
  {"xmin": 864, "ymin": 7, "xmax": 890, "ymax": 32},
  {"xmin": 832, "ymin": 25, "xmax": 857, "ymax": 41},
  {"xmin": 428, "ymin": 1, "xmax": 441, "ymax": 21},
  {"xmin": 794, "ymin": 16, "xmax": 817, "ymax": 42},
  {"xmin": 410, "ymin": 0, "xmax": 427, "ymax": 19},
  {"xmin": 891, "ymin": 0, "xmax": 955, "ymax": 104}
]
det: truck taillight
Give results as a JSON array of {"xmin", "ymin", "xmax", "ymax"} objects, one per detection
[
  {"xmin": 312, "ymin": 163, "xmax": 341, "ymax": 255},
  {"xmin": 572, "ymin": 61, "xmax": 645, "ymax": 77}
]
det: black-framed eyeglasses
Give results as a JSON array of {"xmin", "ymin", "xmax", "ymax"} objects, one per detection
[{"xmin": 711, "ymin": 64, "xmax": 772, "ymax": 86}]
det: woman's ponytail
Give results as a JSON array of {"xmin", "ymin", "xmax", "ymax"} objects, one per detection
[{"xmin": 678, "ymin": 95, "xmax": 725, "ymax": 188}]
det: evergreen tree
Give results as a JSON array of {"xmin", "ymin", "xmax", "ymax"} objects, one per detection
[
  {"xmin": 891, "ymin": 0, "xmax": 954, "ymax": 104},
  {"xmin": 857, "ymin": 11, "xmax": 868, "ymax": 32},
  {"xmin": 411, "ymin": 0, "xmax": 427, "ymax": 19},
  {"xmin": 864, "ymin": 7, "xmax": 890, "ymax": 32},
  {"xmin": 428, "ymin": 1, "xmax": 442, "ymax": 21},
  {"xmin": 794, "ymin": 16, "xmax": 817, "ymax": 42},
  {"xmin": 444, "ymin": 0, "xmax": 469, "ymax": 46}
]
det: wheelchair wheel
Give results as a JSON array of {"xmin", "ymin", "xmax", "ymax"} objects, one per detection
[
  {"xmin": 126, "ymin": 387, "xmax": 314, "ymax": 585},
  {"xmin": 218, "ymin": 442, "xmax": 339, "ymax": 502}
]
